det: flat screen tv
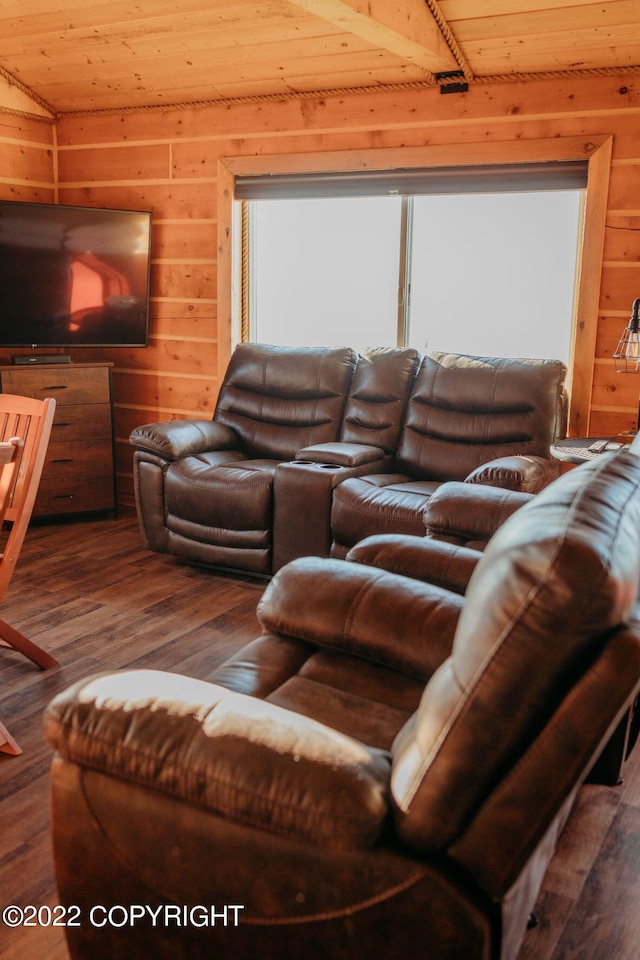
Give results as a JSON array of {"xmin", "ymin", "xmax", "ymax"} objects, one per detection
[{"xmin": 0, "ymin": 200, "xmax": 152, "ymax": 349}]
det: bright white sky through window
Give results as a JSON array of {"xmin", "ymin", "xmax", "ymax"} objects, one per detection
[
  {"xmin": 250, "ymin": 197, "xmax": 401, "ymax": 350},
  {"xmin": 249, "ymin": 189, "xmax": 582, "ymax": 364},
  {"xmin": 407, "ymin": 191, "xmax": 581, "ymax": 362}
]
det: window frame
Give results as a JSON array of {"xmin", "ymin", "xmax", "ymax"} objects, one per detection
[{"xmin": 217, "ymin": 136, "xmax": 613, "ymax": 437}]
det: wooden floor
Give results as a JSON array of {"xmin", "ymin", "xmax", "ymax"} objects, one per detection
[{"xmin": 0, "ymin": 512, "xmax": 639, "ymax": 960}]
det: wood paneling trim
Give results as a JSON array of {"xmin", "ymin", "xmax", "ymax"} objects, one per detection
[
  {"xmin": 223, "ymin": 135, "xmax": 608, "ymax": 177},
  {"xmin": 216, "ymin": 159, "xmax": 237, "ymax": 375},
  {"xmin": 53, "ymin": 75, "xmax": 640, "ymax": 147},
  {"xmin": 567, "ymin": 137, "xmax": 612, "ymax": 437}
]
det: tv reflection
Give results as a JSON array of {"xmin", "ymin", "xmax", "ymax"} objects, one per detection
[{"xmin": 66, "ymin": 250, "xmax": 142, "ymax": 343}]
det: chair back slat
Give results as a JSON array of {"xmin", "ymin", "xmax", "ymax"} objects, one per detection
[
  {"xmin": 0, "ymin": 394, "xmax": 56, "ymax": 599},
  {"xmin": 0, "ymin": 437, "xmax": 24, "ymax": 519}
]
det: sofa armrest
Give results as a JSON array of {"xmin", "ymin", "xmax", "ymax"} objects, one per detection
[
  {"xmin": 347, "ymin": 535, "xmax": 481, "ymax": 595},
  {"xmin": 465, "ymin": 454, "xmax": 559, "ymax": 493},
  {"xmin": 44, "ymin": 670, "xmax": 390, "ymax": 851},
  {"xmin": 130, "ymin": 419, "xmax": 238, "ymax": 460},
  {"xmin": 424, "ymin": 481, "xmax": 533, "ymax": 549},
  {"xmin": 259, "ymin": 556, "xmax": 462, "ymax": 679},
  {"xmin": 296, "ymin": 441, "xmax": 387, "ymax": 468}
]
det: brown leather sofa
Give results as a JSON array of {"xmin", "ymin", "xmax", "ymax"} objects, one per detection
[
  {"xmin": 130, "ymin": 343, "xmax": 567, "ymax": 576},
  {"xmin": 45, "ymin": 440, "xmax": 640, "ymax": 960}
]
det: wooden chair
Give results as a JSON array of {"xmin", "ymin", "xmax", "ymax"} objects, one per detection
[
  {"xmin": 0, "ymin": 437, "xmax": 25, "ymax": 755},
  {"xmin": 0, "ymin": 395, "xmax": 57, "ymax": 756}
]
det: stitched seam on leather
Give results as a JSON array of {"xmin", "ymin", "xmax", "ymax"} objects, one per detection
[
  {"xmin": 281, "ymin": 669, "xmax": 419, "ymax": 714},
  {"xmin": 170, "ymin": 476, "xmax": 270, "ymax": 491},
  {"xmin": 307, "ymin": 349, "xmax": 325, "ymax": 449},
  {"xmin": 335, "ymin": 502, "xmax": 428, "ymax": 525},
  {"xmin": 167, "ymin": 517, "xmax": 267, "ymax": 539},
  {"xmin": 168, "ymin": 463, "xmax": 273, "ymax": 492},
  {"xmin": 478, "ymin": 359, "xmax": 502, "ymax": 469},
  {"xmin": 75, "ymin": 769, "xmax": 176, "ymax": 900},
  {"xmin": 340, "ymin": 568, "xmax": 386, "ymax": 643},
  {"xmin": 267, "ymin": 635, "xmax": 430, "ymax": 684},
  {"xmin": 239, "ymin": 871, "xmax": 427, "ymax": 925},
  {"xmin": 416, "ymin": 359, "xmax": 438, "ymax": 470}
]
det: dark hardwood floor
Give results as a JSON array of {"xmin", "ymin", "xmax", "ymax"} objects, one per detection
[{"xmin": 1, "ymin": 512, "xmax": 639, "ymax": 960}]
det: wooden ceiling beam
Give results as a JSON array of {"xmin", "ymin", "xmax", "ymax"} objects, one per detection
[{"xmin": 286, "ymin": 0, "xmax": 458, "ymax": 74}]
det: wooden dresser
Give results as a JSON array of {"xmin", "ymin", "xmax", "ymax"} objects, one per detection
[{"xmin": 0, "ymin": 362, "xmax": 115, "ymax": 517}]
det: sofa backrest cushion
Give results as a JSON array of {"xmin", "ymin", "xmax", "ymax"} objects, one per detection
[
  {"xmin": 340, "ymin": 347, "xmax": 420, "ymax": 454},
  {"xmin": 214, "ymin": 343, "xmax": 357, "ymax": 460},
  {"xmin": 391, "ymin": 441, "xmax": 640, "ymax": 853},
  {"xmin": 395, "ymin": 352, "xmax": 567, "ymax": 480}
]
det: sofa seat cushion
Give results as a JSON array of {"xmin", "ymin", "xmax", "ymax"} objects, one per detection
[
  {"xmin": 166, "ymin": 456, "xmax": 277, "ymax": 530},
  {"xmin": 391, "ymin": 447, "xmax": 640, "ymax": 854},
  {"xmin": 330, "ymin": 474, "xmax": 441, "ymax": 555},
  {"xmin": 163, "ymin": 456, "xmax": 279, "ymax": 573},
  {"xmin": 208, "ymin": 635, "xmax": 426, "ymax": 752}
]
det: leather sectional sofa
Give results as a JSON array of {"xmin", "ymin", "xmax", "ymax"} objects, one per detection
[
  {"xmin": 130, "ymin": 342, "xmax": 568, "ymax": 576},
  {"xmin": 45, "ymin": 438, "xmax": 640, "ymax": 960}
]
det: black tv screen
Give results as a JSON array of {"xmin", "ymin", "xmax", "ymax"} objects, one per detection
[{"xmin": 0, "ymin": 200, "xmax": 152, "ymax": 348}]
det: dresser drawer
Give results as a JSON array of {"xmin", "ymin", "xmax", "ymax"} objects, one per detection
[
  {"xmin": 1, "ymin": 366, "xmax": 111, "ymax": 404},
  {"xmin": 43, "ymin": 439, "xmax": 113, "ymax": 479},
  {"xmin": 34, "ymin": 476, "xmax": 115, "ymax": 516},
  {"xmin": 50, "ymin": 404, "xmax": 112, "ymax": 442},
  {"xmin": 0, "ymin": 362, "xmax": 116, "ymax": 517}
]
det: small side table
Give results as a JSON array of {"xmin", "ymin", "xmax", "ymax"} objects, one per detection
[{"xmin": 551, "ymin": 437, "xmax": 626, "ymax": 465}]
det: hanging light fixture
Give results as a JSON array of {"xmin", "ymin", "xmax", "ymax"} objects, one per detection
[
  {"xmin": 613, "ymin": 298, "xmax": 640, "ymax": 373},
  {"xmin": 612, "ymin": 298, "xmax": 640, "ymax": 438}
]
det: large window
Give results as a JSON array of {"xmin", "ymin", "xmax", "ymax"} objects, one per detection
[
  {"xmin": 241, "ymin": 163, "xmax": 586, "ymax": 365},
  {"xmin": 250, "ymin": 197, "xmax": 402, "ymax": 350}
]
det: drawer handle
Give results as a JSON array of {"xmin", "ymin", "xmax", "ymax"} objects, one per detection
[
  {"xmin": 44, "ymin": 384, "xmax": 69, "ymax": 390},
  {"xmin": 52, "ymin": 421, "xmax": 72, "ymax": 427},
  {"xmin": 51, "ymin": 458, "xmax": 74, "ymax": 464},
  {"xmin": 53, "ymin": 494, "xmax": 75, "ymax": 500}
]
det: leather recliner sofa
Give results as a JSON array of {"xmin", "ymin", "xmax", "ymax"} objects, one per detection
[
  {"xmin": 130, "ymin": 343, "xmax": 567, "ymax": 576},
  {"xmin": 45, "ymin": 438, "xmax": 640, "ymax": 960}
]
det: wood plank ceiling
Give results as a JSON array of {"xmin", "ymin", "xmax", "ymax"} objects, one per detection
[{"xmin": 0, "ymin": 0, "xmax": 639, "ymax": 118}]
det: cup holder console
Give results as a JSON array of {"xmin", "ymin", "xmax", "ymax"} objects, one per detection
[{"xmin": 290, "ymin": 460, "xmax": 344, "ymax": 471}]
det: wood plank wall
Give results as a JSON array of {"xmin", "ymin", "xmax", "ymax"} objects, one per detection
[
  {"xmin": 0, "ymin": 113, "xmax": 55, "ymax": 201},
  {"xmin": 1, "ymin": 73, "xmax": 640, "ymax": 506}
]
